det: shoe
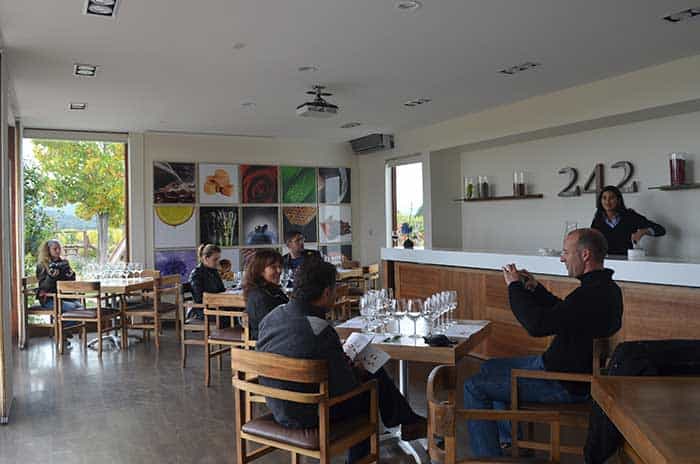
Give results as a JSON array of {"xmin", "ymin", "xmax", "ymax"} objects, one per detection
[{"xmin": 400, "ymin": 416, "xmax": 427, "ymax": 441}]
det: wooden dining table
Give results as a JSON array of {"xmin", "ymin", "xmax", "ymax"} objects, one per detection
[
  {"xmin": 591, "ymin": 376, "xmax": 700, "ymax": 464},
  {"xmin": 336, "ymin": 318, "xmax": 491, "ymax": 463},
  {"xmin": 75, "ymin": 277, "xmax": 156, "ymax": 350}
]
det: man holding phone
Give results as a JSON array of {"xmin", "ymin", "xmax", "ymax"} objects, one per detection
[{"xmin": 463, "ymin": 228, "xmax": 624, "ymax": 457}]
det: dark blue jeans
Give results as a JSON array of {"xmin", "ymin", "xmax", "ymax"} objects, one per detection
[
  {"xmin": 463, "ymin": 355, "xmax": 588, "ymax": 457},
  {"xmin": 41, "ymin": 297, "xmax": 82, "ymax": 312}
]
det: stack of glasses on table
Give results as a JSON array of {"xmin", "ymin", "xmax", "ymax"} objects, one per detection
[
  {"xmin": 81, "ymin": 262, "xmax": 145, "ymax": 280},
  {"xmin": 359, "ymin": 289, "xmax": 458, "ymax": 338}
]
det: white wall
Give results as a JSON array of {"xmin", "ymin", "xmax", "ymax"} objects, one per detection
[
  {"xmin": 430, "ymin": 148, "xmax": 462, "ymax": 250},
  {"xmin": 131, "ymin": 132, "xmax": 356, "ymax": 267},
  {"xmin": 356, "ymin": 53, "xmax": 700, "ymax": 262},
  {"xmin": 459, "ymin": 110, "xmax": 700, "ymax": 258}
]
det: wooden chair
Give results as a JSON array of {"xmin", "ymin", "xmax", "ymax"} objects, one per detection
[
  {"xmin": 327, "ymin": 285, "xmax": 352, "ymax": 322},
  {"xmin": 231, "ymin": 349, "xmax": 379, "ymax": 464},
  {"xmin": 366, "ymin": 263, "xmax": 380, "ymax": 291},
  {"xmin": 180, "ymin": 282, "xmax": 206, "ymax": 368},
  {"xmin": 21, "ymin": 276, "xmax": 57, "ymax": 349},
  {"xmin": 428, "ymin": 364, "xmax": 561, "ymax": 464},
  {"xmin": 510, "ymin": 338, "xmax": 613, "ymax": 457},
  {"xmin": 123, "ymin": 275, "xmax": 180, "ymax": 350},
  {"xmin": 203, "ymin": 292, "xmax": 249, "ymax": 387},
  {"xmin": 56, "ymin": 281, "xmax": 122, "ymax": 357}
]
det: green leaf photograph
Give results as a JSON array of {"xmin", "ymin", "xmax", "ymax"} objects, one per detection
[{"xmin": 281, "ymin": 166, "xmax": 316, "ymax": 203}]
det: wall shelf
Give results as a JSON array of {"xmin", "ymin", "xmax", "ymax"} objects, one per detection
[
  {"xmin": 453, "ymin": 194, "xmax": 544, "ymax": 203},
  {"xmin": 648, "ymin": 183, "xmax": 700, "ymax": 191}
]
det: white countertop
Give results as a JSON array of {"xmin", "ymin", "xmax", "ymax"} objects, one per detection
[{"xmin": 381, "ymin": 247, "xmax": 700, "ymax": 288}]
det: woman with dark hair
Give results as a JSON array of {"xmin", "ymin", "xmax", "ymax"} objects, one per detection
[
  {"xmin": 188, "ymin": 244, "xmax": 225, "ymax": 319},
  {"xmin": 591, "ymin": 185, "xmax": 666, "ymax": 255},
  {"xmin": 243, "ymin": 249, "xmax": 288, "ymax": 340}
]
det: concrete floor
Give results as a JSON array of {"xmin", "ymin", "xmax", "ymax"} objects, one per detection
[
  {"xmin": 2, "ymin": 330, "xmax": 472, "ymax": 464},
  {"xmin": 3, "ymin": 330, "xmax": 588, "ymax": 464}
]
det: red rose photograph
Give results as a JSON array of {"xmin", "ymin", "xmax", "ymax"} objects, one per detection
[{"xmin": 241, "ymin": 165, "xmax": 278, "ymax": 203}]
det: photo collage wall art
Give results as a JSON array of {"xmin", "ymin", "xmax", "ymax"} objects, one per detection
[{"xmin": 153, "ymin": 162, "xmax": 352, "ymax": 280}]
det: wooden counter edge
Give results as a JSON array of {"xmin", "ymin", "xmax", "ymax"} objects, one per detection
[{"xmin": 591, "ymin": 376, "xmax": 670, "ymax": 464}]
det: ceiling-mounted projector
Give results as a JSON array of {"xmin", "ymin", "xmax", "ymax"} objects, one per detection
[{"xmin": 296, "ymin": 84, "xmax": 339, "ymax": 118}]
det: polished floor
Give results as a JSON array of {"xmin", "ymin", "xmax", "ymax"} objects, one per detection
[{"xmin": 3, "ymin": 329, "xmax": 478, "ymax": 464}]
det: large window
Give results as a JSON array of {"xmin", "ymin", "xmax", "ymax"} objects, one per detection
[
  {"xmin": 390, "ymin": 161, "xmax": 424, "ymax": 248},
  {"xmin": 22, "ymin": 138, "xmax": 128, "ymax": 277}
]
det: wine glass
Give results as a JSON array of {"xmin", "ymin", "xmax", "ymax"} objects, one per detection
[
  {"xmin": 395, "ymin": 298, "xmax": 408, "ymax": 336},
  {"xmin": 407, "ymin": 299, "xmax": 424, "ymax": 338},
  {"xmin": 134, "ymin": 262, "xmax": 144, "ymax": 279}
]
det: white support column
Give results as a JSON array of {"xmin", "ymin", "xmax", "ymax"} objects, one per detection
[
  {"xmin": 127, "ymin": 133, "xmax": 146, "ymax": 265},
  {"xmin": 0, "ymin": 48, "xmax": 15, "ymax": 424}
]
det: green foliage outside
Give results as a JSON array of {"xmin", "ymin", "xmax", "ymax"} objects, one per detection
[
  {"xmin": 395, "ymin": 211, "xmax": 425, "ymax": 247},
  {"xmin": 31, "ymin": 140, "xmax": 125, "ymax": 263},
  {"xmin": 24, "ymin": 164, "xmax": 57, "ymax": 273}
]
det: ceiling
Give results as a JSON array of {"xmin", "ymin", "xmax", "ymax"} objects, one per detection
[{"xmin": 2, "ymin": 0, "xmax": 700, "ymax": 141}]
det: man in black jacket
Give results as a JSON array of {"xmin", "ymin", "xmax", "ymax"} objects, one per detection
[
  {"xmin": 464, "ymin": 228, "xmax": 623, "ymax": 457},
  {"xmin": 257, "ymin": 257, "xmax": 425, "ymax": 463},
  {"xmin": 282, "ymin": 230, "xmax": 321, "ymax": 274}
]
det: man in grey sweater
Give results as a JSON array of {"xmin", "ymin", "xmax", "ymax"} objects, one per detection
[{"xmin": 256, "ymin": 256, "xmax": 425, "ymax": 462}]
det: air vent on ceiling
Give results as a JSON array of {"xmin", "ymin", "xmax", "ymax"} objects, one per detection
[
  {"xmin": 349, "ymin": 134, "xmax": 394, "ymax": 155},
  {"xmin": 663, "ymin": 7, "xmax": 700, "ymax": 23},
  {"xmin": 84, "ymin": 0, "xmax": 120, "ymax": 18},
  {"xmin": 69, "ymin": 103, "xmax": 88, "ymax": 111},
  {"xmin": 499, "ymin": 61, "xmax": 540, "ymax": 75}
]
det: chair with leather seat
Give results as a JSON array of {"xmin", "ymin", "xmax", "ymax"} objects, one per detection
[
  {"xmin": 231, "ymin": 349, "xmax": 379, "ymax": 464},
  {"xmin": 123, "ymin": 274, "xmax": 180, "ymax": 350},
  {"xmin": 21, "ymin": 276, "xmax": 58, "ymax": 349},
  {"xmin": 57, "ymin": 281, "xmax": 122, "ymax": 357},
  {"xmin": 203, "ymin": 291, "xmax": 249, "ymax": 386},
  {"xmin": 428, "ymin": 364, "xmax": 562, "ymax": 464}
]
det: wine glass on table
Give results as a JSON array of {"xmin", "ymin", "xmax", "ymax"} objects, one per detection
[
  {"xmin": 134, "ymin": 262, "xmax": 144, "ymax": 280},
  {"xmin": 394, "ymin": 298, "xmax": 408, "ymax": 336},
  {"xmin": 407, "ymin": 299, "xmax": 424, "ymax": 338}
]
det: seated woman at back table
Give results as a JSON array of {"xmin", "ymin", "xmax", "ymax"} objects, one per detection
[
  {"xmin": 36, "ymin": 239, "xmax": 80, "ymax": 309},
  {"xmin": 36, "ymin": 240, "xmax": 81, "ymax": 348},
  {"xmin": 243, "ymin": 249, "xmax": 288, "ymax": 340},
  {"xmin": 188, "ymin": 243, "xmax": 225, "ymax": 319},
  {"xmin": 591, "ymin": 185, "xmax": 666, "ymax": 255}
]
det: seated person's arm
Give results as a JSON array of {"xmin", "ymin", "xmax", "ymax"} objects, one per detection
[
  {"xmin": 310, "ymin": 318, "xmax": 359, "ymax": 396},
  {"xmin": 189, "ymin": 270, "xmax": 204, "ymax": 304},
  {"xmin": 508, "ymin": 281, "xmax": 579, "ymax": 337}
]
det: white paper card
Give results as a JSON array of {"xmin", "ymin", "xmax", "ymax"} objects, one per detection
[{"xmin": 342, "ymin": 332, "xmax": 389, "ymax": 374}]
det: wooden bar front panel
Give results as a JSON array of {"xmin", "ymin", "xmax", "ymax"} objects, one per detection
[{"xmin": 387, "ymin": 260, "xmax": 700, "ymax": 359}]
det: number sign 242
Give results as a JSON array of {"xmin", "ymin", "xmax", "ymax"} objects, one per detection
[{"xmin": 558, "ymin": 161, "xmax": 638, "ymax": 197}]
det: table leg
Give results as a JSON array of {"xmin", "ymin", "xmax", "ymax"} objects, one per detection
[{"xmin": 392, "ymin": 359, "xmax": 430, "ymax": 464}]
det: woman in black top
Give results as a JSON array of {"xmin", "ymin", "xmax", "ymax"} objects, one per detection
[
  {"xmin": 590, "ymin": 186, "xmax": 666, "ymax": 255},
  {"xmin": 188, "ymin": 244, "xmax": 225, "ymax": 319},
  {"xmin": 35, "ymin": 239, "xmax": 80, "ymax": 310},
  {"xmin": 243, "ymin": 249, "xmax": 288, "ymax": 340}
]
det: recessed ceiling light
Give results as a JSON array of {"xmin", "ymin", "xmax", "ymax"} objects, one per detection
[
  {"xmin": 84, "ymin": 0, "xmax": 119, "ymax": 18},
  {"xmin": 69, "ymin": 103, "xmax": 88, "ymax": 111},
  {"xmin": 663, "ymin": 7, "xmax": 700, "ymax": 23},
  {"xmin": 241, "ymin": 101, "xmax": 256, "ymax": 109},
  {"xmin": 395, "ymin": 0, "xmax": 422, "ymax": 11},
  {"xmin": 73, "ymin": 63, "xmax": 98, "ymax": 77},
  {"xmin": 499, "ymin": 61, "xmax": 540, "ymax": 75},
  {"xmin": 340, "ymin": 122, "xmax": 361, "ymax": 129},
  {"xmin": 233, "ymin": 42, "xmax": 247, "ymax": 50},
  {"xmin": 298, "ymin": 65, "xmax": 320, "ymax": 73}
]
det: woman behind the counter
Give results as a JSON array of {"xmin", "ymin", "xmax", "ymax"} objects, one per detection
[{"xmin": 591, "ymin": 185, "xmax": 666, "ymax": 255}]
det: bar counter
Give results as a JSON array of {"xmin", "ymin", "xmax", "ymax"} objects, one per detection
[{"xmin": 381, "ymin": 248, "xmax": 700, "ymax": 359}]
